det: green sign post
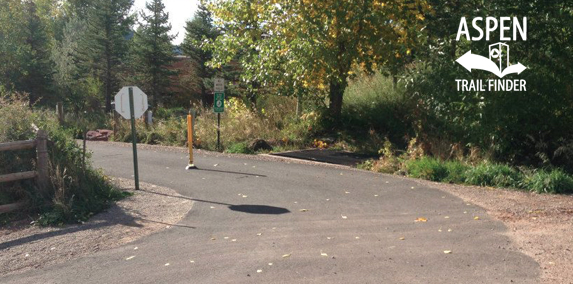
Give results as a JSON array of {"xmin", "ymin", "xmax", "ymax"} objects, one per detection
[
  {"xmin": 214, "ymin": 92, "xmax": 225, "ymax": 113},
  {"xmin": 213, "ymin": 78, "xmax": 225, "ymax": 152}
]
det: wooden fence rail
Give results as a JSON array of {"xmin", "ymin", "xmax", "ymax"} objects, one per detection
[{"xmin": 0, "ymin": 130, "xmax": 49, "ymax": 214}]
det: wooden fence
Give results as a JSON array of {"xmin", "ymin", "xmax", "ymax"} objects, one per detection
[{"xmin": 0, "ymin": 130, "xmax": 49, "ymax": 214}]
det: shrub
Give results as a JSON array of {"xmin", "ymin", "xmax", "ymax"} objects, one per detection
[
  {"xmin": 443, "ymin": 161, "xmax": 470, "ymax": 184},
  {"xmin": 524, "ymin": 169, "xmax": 573, "ymax": 194},
  {"xmin": 405, "ymin": 157, "xmax": 448, "ymax": 181},
  {"xmin": 0, "ymin": 95, "xmax": 126, "ymax": 225},
  {"xmin": 226, "ymin": 142, "xmax": 253, "ymax": 154},
  {"xmin": 463, "ymin": 162, "xmax": 523, "ymax": 188}
]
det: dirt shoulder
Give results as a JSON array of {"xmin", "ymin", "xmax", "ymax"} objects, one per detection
[
  {"xmin": 0, "ymin": 178, "xmax": 193, "ymax": 276},
  {"xmin": 415, "ymin": 179, "xmax": 573, "ymax": 284}
]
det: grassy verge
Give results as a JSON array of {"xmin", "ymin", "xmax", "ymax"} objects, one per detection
[
  {"xmin": 361, "ymin": 156, "xmax": 573, "ymax": 194},
  {"xmin": 1, "ymin": 95, "xmax": 128, "ymax": 226},
  {"xmin": 112, "ymin": 96, "xmax": 319, "ymax": 153}
]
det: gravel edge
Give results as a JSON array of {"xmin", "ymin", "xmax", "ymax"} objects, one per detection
[{"xmin": 0, "ymin": 178, "xmax": 194, "ymax": 276}]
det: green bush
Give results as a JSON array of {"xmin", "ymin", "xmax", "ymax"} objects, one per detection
[
  {"xmin": 340, "ymin": 72, "xmax": 414, "ymax": 153},
  {"xmin": 0, "ymin": 95, "xmax": 127, "ymax": 225},
  {"xmin": 525, "ymin": 169, "xmax": 573, "ymax": 194},
  {"xmin": 405, "ymin": 157, "xmax": 448, "ymax": 181},
  {"xmin": 443, "ymin": 161, "xmax": 470, "ymax": 184},
  {"xmin": 463, "ymin": 162, "xmax": 523, "ymax": 188},
  {"xmin": 226, "ymin": 142, "xmax": 253, "ymax": 154}
]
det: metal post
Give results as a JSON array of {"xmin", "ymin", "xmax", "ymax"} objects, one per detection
[
  {"xmin": 129, "ymin": 87, "xmax": 140, "ymax": 190},
  {"xmin": 35, "ymin": 130, "xmax": 49, "ymax": 194},
  {"xmin": 185, "ymin": 111, "xmax": 197, "ymax": 170},
  {"xmin": 217, "ymin": 113, "xmax": 221, "ymax": 152},
  {"xmin": 82, "ymin": 130, "xmax": 87, "ymax": 172}
]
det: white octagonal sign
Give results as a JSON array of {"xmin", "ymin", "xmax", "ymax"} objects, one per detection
[{"xmin": 115, "ymin": 86, "xmax": 148, "ymax": 119}]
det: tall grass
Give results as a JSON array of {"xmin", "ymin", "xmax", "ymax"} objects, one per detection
[
  {"xmin": 113, "ymin": 96, "xmax": 318, "ymax": 152},
  {"xmin": 341, "ymin": 72, "xmax": 414, "ymax": 153}
]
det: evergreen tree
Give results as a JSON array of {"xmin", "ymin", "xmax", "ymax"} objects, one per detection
[
  {"xmin": 52, "ymin": 16, "xmax": 91, "ymax": 111},
  {"xmin": 131, "ymin": 0, "xmax": 175, "ymax": 107},
  {"xmin": 20, "ymin": 1, "xmax": 54, "ymax": 105},
  {"xmin": 181, "ymin": 4, "xmax": 217, "ymax": 106},
  {"xmin": 80, "ymin": 0, "xmax": 133, "ymax": 112},
  {"xmin": 0, "ymin": 0, "xmax": 27, "ymax": 94}
]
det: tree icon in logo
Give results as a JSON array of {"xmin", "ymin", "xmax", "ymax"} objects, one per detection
[{"xmin": 489, "ymin": 43, "xmax": 509, "ymax": 72}]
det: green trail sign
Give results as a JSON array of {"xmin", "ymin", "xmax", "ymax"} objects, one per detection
[{"xmin": 214, "ymin": 92, "xmax": 225, "ymax": 113}]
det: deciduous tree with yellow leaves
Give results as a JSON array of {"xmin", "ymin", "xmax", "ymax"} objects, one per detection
[{"xmin": 206, "ymin": 0, "xmax": 430, "ymax": 121}]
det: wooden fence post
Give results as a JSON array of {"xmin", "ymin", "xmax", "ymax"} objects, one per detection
[{"xmin": 36, "ymin": 130, "xmax": 49, "ymax": 193}]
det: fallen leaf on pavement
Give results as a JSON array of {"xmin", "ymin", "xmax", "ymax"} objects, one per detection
[
  {"xmin": 443, "ymin": 250, "xmax": 452, "ymax": 254},
  {"xmin": 474, "ymin": 216, "xmax": 480, "ymax": 220},
  {"xmin": 282, "ymin": 253, "xmax": 291, "ymax": 258},
  {"xmin": 257, "ymin": 233, "xmax": 262, "ymax": 236},
  {"xmin": 126, "ymin": 256, "xmax": 135, "ymax": 260},
  {"xmin": 341, "ymin": 215, "xmax": 348, "ymax": 219},
  {"xmin": 165, "ymin": 263, "xmax": 170, "ymax": 266},
  {"xmin": 257, "ymin": 269, "xmax": 262, "ymax": 273},
  {"xmin": 415, "ymin": 217, "xmax": 427, "ymax": 222},
  {"xmin": 399, "ymin": 237, "xmax": 405, "ymax": 240},
  {"xmin": 268, "ymin": 263, "xmax": 273, "ymax": 266},
  {"xmin": 299, "ymin": 209, "xmax": 309, "ymax": 212},
  {"xmin": 321, "ymin": 252, "xmax": 328, "ymax": 257}
]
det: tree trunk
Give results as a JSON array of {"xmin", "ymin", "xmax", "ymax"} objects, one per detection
[
  {"xmin": 296, "ymin": 93, "xmax": 303, "ymax": 117},
  {"xmin": 328, "ymin": 79, "xmax": 346, "ymax": 120}
]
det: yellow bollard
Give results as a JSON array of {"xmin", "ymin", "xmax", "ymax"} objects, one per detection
[{"xmin": 186, "ymin": 112, "xmax": 197, "ymax": 170}]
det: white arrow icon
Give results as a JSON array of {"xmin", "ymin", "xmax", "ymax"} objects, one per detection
[{"xmin": 456, "ymin": 50, "xmax": 527, "ymax": 78}]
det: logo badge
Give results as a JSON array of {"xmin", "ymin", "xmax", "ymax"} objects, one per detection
[{"xmin": 456, "ymin": 42, "xmax": 527, "ymax": 78}]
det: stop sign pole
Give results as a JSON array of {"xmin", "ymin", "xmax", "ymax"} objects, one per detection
[
  {"xmin": 128, "ymin": 87, "xmax": 140, "ymax": 190},
  {"xmin": 115, "ymin": 86, "xmax": 147, "ymax": 191}
]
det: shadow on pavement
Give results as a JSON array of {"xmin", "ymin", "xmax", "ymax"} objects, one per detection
[
  {"xmin": 140, "ymin": 190, "xmax": 290, "ymax": 215},
  {"xmin": 0, "ymin": 205, "xmax": 142, "ymax": 251},
  {"xmin": 195, "ymin": 168, "xmax": 267, "ymax": 177},
  {"xmin": 228, "ymin": 205, "xmax": 290, "ymax": 215},
  {"xmin": 270, "ymin": 149, "xmax": 376, "ymax": 167}
]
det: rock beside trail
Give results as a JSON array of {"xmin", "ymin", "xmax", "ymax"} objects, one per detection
[
  {"xmin": 249, "ymin": 139, "xmax": 273, "ymax": 152},
  {"xmin": 86, "ymin": 129, "xmax": 113, "ymax": 141}
]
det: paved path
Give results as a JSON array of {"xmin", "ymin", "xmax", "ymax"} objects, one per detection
[{"xmin": 3, "ymin": 142, "xmax": 539, "ymax": 283}]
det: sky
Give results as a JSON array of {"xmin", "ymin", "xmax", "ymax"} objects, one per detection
[{"xmin": 133, "ymin": 0, "xmax": 200, "ymax": 45}]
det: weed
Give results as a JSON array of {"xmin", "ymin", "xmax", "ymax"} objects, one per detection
[
  {"xmin": 405, "ymin": 157, "xmax": 448, "ymax": 181},
  {"xmin": 464, "ymin": 162, "xmax": 523, "ymax": 188},
  {"xmin": 524, "ymin": 169, "xmax": 573, "ymax": 194}
]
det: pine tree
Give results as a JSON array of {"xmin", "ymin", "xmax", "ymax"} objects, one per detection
[
  {"xmin": 80, "ymin": 0, "xmax": 133, "ymax": 112},
  {"xmin": 52, "ymin": 16, "xmax": 89, "ymax": 111},
  {"xmin": 131, "ymin": 0, "xmax": 175, "ymax": 107},
  {"xmin": 19, "ymin": 1, "xmax": 53, "ymax": 105},
  {"xmin": 181, "ymin": 4, "xmax": 217, "ymax": 106}
]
